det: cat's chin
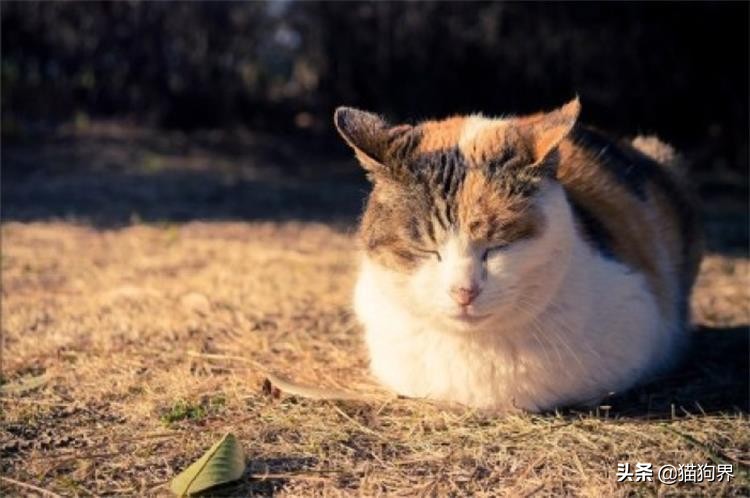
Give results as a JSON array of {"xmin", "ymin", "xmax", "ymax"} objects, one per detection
[
  {"xmin": 447, "ymin": 311, "xmax": 493, "ymax": 325},
  {"xmin": 425, "ymin": 309, "xmax": 495, "ymax": 332}
]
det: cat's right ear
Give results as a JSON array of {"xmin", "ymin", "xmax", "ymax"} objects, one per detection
[{"xmin": 334, "ymin": 107, "xmax": 412, "ymax": 175}]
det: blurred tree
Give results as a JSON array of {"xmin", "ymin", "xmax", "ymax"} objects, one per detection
[{"xmin": 1, "ymin": 1, "xmax": 747, "ymax": 175}]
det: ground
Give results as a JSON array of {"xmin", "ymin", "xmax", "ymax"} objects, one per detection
[{"xmin": 1, "ymin": 124, "xmax": 748, "ymax": 497}]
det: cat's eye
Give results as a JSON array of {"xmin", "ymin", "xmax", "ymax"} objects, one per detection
[
  {"xmin": 482, "ymin": 244, "xmax": 507, "ymax": 261},
  {"xmin": 415, "ymin": 248, "xmax": 441, "ymax": 262}
]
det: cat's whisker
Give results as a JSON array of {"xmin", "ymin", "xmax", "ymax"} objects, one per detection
[
  {"xmin": 518, "ymin": 297, "xmax": 586, "ymax": 371},
  {"xmin": 537, "ymin": 299, "xmax": 604, "ymax": 364},
  {"xmin": 513, "ymin": 300, "xmax": 565, "ymax": 368},
  {"xmin": 525, "ymin": 315, "xmax": 557, "ymax": 368},
  {"xmin": 517, "ymin": 297, "xmax": 592, "ymax": 376}
]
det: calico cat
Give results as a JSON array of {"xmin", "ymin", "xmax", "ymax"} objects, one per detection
[{"xmin": 334, "ymin": 99, "xmax": 702, "ymax": 412}]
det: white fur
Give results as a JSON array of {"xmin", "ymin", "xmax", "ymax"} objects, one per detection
[
  {"xmin": 354, "ymin": 180, "xmax": 681, "ymax": 412},
  {"xmin": 458, "ymin": 115, "xmax": 489, "ymax": 151}
]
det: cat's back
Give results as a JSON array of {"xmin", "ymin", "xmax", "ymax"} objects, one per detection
[{"xmin": 557, "ymin": 125, "xmax": 702, "ymax": 324}]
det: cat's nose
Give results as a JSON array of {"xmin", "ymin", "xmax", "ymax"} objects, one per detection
[{"xmin": 449, "ymin": 285, "xmax": 480, "ymax": 306}]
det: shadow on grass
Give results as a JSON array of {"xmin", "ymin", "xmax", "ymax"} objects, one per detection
[
  {"xmin": 199, "ymin": 456, "xmax": 324, "ymax": 496},
  {"xmin": 1, "ymin": 128, "xmax": 367, "ymax": 228},
  {"xmin": 598, "ymin": 325, "xmax": 749, "ymax": 419},
  {"xmin": 3, "ymin": 168, "xmax": 367, "ymax": 227}
]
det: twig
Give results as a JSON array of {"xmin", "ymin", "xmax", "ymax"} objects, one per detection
[
  {"xmin": 49, "ymin": 451, "xmax": 126, "ymax": 465},
  {"xmin": 662, "ymin": 424, "xmax": 749, "ymax": 474},
  {"xmin": 375, "ymin": 397, "xmax": 393, "ymax": 416},
  {"xmin": 49, "ymin": 432, "xmax": 177, "ymax": 459},
  {"xmin": 328, "ymin": 402, "xmax": 389, "ymax": 441},
  {"xmin": 251, "ymin": 463, "xmax": 337, "ymax": 483},
  {"xmin": 514, "ymin": 454, "xmax": 546, "ymax": 485},
  {"xmin": 264, "ymin": 371, "xmax": 374, "ymax": 401},
  {"xmin": 187, "ymin": 350, "xmax": 384, "ymax": 401},
  {"xmin": 523, "ymin": 483, "xmax": 545, "ymax": 498},
  {"xmin": 1, "ymin": 476, "xmax": 63, "ymax": 498},
  {"xmin": 417, "ymin": 449, "xmax": 453, "ymax": 498},
  {"xmin": 146, "ymin": 480, "xmax": 168, "ymax": 494},
  {"xmin": 44, "ymin": 433, "xmax": 180, "ymax": 477},
  {"xmin": 0, "ymin": 397, "xmax": 73, "ymax": 407},
  {"xmin": 506, "ymin": 421, "xmax": 573, "ymax": 442},
  {"xmin": 571, "ymin": 451, "xmax": 587, "ymax": 480},
  {"xmin": 186, "ymin": 351, "xmax": 265, "ymax": 370},
  {"xmin": 254, "ymin": 473, "xmax": 332, "ymax": 482},
  {"xmin": 75, "ymin": 483, "xmax": 99, "ymax": 497}
]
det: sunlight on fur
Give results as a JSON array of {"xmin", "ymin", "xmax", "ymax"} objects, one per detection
[{"xmin": 335, "ymin": 99, "xmax": 702, "ymax": 412}]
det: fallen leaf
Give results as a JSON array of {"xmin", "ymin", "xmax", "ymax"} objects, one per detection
[{"xmin": 170, "ymin": 433, "xmax": 246, "ymax": 497}]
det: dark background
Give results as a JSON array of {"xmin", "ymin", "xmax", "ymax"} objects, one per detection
[{"xmin": 2, "ymin": 1, "xmax": 748, "ymax": 249}]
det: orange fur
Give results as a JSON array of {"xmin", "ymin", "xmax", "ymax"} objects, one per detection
[
  {"xmin": 456, "ymin": 169, "xmax": 540, "ymax": 244},
  {"xmin": 417, "ymin": 117, "xmax": 468, "ymax": 153}
]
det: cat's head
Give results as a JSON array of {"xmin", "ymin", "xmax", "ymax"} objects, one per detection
[{"xmin": 335, "ymin": 99, "xmax": 580, "ymax": 331}]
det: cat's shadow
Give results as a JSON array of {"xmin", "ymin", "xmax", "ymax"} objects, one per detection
[{"xmin": 592, "ymin": 325, "xmax": 749, "ymax": 419}]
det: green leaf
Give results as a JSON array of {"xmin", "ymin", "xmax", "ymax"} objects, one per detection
[{"xmin": 170, "ymin": 433, "xmax": 246, "ymax": 497}]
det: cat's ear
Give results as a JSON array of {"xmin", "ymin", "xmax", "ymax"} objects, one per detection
[
  {"xmin": 334, "ymin": 107, "xmax": 412, "ymax": 174},
  {"xmin": 522, "ymin": 97, "xmax": 581, "ymax": 167}
]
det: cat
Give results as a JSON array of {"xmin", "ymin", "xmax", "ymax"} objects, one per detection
[{"xmin": 334, "ymin": 98, "xmax": 702, "ymax": 412}]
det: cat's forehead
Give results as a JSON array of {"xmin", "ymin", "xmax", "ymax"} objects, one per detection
[
  {"xmin": 388, "ymin": 115, "xmax": 537, "ymax": 200},
  {"xmin": 416, "ymin": 115, "xmax": 522, "ymax": 165}
]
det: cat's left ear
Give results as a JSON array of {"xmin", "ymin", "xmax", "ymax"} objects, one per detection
[
  {"xmin": 334, "ymin": 107, "xmax": 413, "ymax": 175},
  {"xmin": 522, "ymin": 97, "xmax": 581, "ymax": 167}
]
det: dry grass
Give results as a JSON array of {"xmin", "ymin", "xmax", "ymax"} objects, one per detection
[
  {"xmin": 1, "ymin": 123, "xmax": 748, "ymax": 496},
  {"xmin": 1, "ymin": 220, "xmax": 748, "ymax": 497}
]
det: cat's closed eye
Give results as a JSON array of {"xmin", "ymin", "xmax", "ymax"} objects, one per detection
[
  {"xmin": 482, "ymin": 244, "xmax": 508, "ymax": 262},
  {"xmin": 414, "ymin": 248, "xmax": 441, "ymax": 262}
]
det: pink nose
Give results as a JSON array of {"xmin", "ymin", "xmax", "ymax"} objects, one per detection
[{"xmin": 450, "ymin": 285, "xmax": 480, "ymax": 306}]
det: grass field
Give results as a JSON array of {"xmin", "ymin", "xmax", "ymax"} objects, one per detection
[{"xmin": 1, "ymin": 124, "xmax": 748, "ymax": 496}]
